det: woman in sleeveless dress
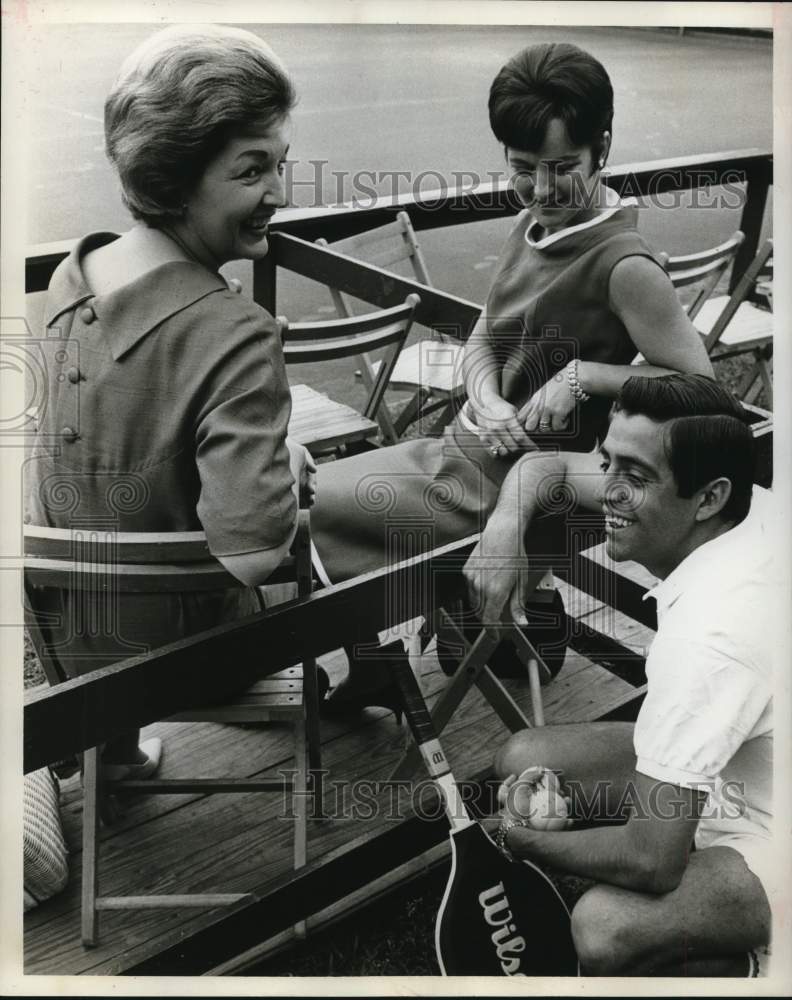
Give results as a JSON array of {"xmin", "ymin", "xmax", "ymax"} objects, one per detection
[{"xmin": 312, "ymin": 42, "xmax": 713, "ymax": 714}]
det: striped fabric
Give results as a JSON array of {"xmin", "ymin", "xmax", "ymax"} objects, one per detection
[{"xmin": 23, "ymin": 767, "xmax": 69, "ymax": 909}]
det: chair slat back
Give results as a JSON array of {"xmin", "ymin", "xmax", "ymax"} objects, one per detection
[
  {"xmin": 24, "ymin": 524, "xmax": 242, "ymax": 591},
  {"xmin": 279, "ymin": 297, "xmax": 418, "ymax": 342},
  {"xmin": 314, "ymin": 212, "xmax": 431, "ymax": 445},
  {"xmin": 280, "ymin": 294, "xmax": 420, "ymax": 425},
  {"xmin": 23, "ymin": 525, "xmax": 238, "ymax": 686},
  {"xmin": 663, "ymin": 231, "xmax": 745, "ymax": 272},
  {"xmin": 23, "ymin": 512, "xmax": 310, "ymax": 692},
  {"xmin": 701, "ymin": 238, "xmax": 773, "ymax": 353},
  {"xmin": 24, "ymin": 524, "xmax": 300, "ymax": 590},
  {"xmin": 320, "ymin": 211, "xmax": 432, "ymax": 288},
  {"xmin": 660, "ymin": 230, "xmax": 745, "ymax": 319},
  {"xmin": 25, "ymin": 558, "xmax": 238, "ymax": 593},
  {"xmin": 281, "ymin": 323, "xmax": 410, "ymax": 364},
  {"xmin": 325, "ymin": 217, "xmax": 407, "ymax": 254},
  {"xmin": 24, "ymin": 524, "xmax": 211, "ymax": 564}
]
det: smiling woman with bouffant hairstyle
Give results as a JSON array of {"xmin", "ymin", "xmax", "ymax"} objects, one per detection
[
  {"xmin": 104, "ymin": 24, "xmax": 295, "ymax": 225},
  {"xmin": 25, "ymin": 24, "xmax": 318, "ymax": 780}
]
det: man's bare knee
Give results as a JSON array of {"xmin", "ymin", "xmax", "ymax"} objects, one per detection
[
  {"xmin": 494, "ymin": 722, "xmax": 634, "ymax": 786},
  {"xmin": 494, "ymin": 728, "xmax": 553, "ymax": 780},
  {"xmin": 571, "ymin": 886, "xmax": 635, "ymax": 975}
]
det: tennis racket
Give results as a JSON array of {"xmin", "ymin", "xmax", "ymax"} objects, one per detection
[{"xmin": 390, "ymin": 650, "xmax": 579, "ymax": 977}]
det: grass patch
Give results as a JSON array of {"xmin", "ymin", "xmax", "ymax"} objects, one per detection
[
  {"xmin": 250, "ymin": 869, "xmax": 447, "ymax": 976},
  {"xmin": 245, "ymin": 865, "xmax": 592, "ymax": 976}
]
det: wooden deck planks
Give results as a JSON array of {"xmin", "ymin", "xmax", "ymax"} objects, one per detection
[{"xmin": 24, "ymin": 632, "xmax": 639, "ymax": 976}]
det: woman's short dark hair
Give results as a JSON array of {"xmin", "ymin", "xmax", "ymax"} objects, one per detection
[
  {"xmin": 615, "ymin": 374, "xmax": 756, "ymax": 525},
  {"xmin": 488, "ymin": 42, "xmax": 613, "ymax": 161},
  {"xmin": 105, "ymin": 24, "xmax": 296, "ymax": 225}
]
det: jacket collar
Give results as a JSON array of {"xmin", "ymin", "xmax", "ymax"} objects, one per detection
[{"xmin": 46, "ymin": 231, "xmax": 227, "ymax": 360}]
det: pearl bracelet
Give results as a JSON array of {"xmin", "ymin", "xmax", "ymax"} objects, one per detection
[{"xmin": 566, "ymin": 359, "xmax": 591, "ymax": 403}]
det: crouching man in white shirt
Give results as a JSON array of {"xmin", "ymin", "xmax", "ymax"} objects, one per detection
[{"xmin": 467, "ymin": 373, "xmax": 779, "ymax": 976}]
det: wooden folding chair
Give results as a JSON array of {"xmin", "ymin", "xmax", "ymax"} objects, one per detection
[
  {"xmin": 317, "ymin": 211, "xmax": 467, "ymax": 440},
  {"xmin": 281, "ymin": 293, "xmax": 420, "ymax": 457},
  {"xmin": 658, "ymin": 229, "xmax": 745, "ymax": 319},
  {"xmin": 631, "ymin": 230, "xmax": 745, "ymax": 368},
  {"xmin": 23, "ymin": 509, "xmax": 322, "ymax": 947},
  {"xmin": 691, "ymin": 239, "xmax": 773, "ymax": 406},
  {"xmin": 388, "ymin": 564, "xmax": 560, "ymax": 780}
]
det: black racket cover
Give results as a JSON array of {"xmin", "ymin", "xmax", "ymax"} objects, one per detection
[{"xmin": 436, "ymin": 822, "xmax": 579, "ymax": 976}]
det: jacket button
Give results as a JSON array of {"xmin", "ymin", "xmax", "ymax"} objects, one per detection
[
  {"xmin": 61, "ymin": 426, "xmax": 79, "ymax": 442},
  {"xmin": 80, "ymin": 305, "xmax": 95, "ymax": 324},
  {"xmin": 67, "ymin": 366, "xmax": 82, "ymax": 383}
]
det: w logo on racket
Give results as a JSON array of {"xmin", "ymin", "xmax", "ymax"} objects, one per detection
[
  {"xmin": 389, "ymin": 653, "xmax": 577, "ymax": 975},
  {"xmin": 478, "ymin": 882, "xmax": 527, "ymax": 976}
]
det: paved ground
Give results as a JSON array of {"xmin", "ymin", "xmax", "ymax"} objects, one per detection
[
  {"xmin": 26, "ymin": 24, "xmax": 770, "ymax": 242},
  {"xmin": 23, "ymin": 24, "xmax": 772, "ymax": 400}
]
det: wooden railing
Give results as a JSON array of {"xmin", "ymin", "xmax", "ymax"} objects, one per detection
[
  {"xmin": 259, "ymin": 147, "xmax": 772, "ymax": 309},
  {"xmin": 26, "ymin": 147, "xmax": 772, "ymax": 307}
]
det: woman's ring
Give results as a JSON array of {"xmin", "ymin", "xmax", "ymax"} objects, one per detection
[
  {"xmin": 489, "ymin": 444, "xmax": 501, "ymax": 456},
  {"xmin": 539, "ymin": 420, "xmax": 551, "ymax": 431}
]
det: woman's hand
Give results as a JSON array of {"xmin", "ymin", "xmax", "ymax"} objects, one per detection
[
  {"xmin": 287, "ymin": 439, "xmax": 317, "ymax": 507},
  {"xmin": 518, "ymin": 370, "xmax": 575, "ymax": 434},
  {"xmin": 471, "ymin": 395, "xmax": 535, "ymax": 455}
]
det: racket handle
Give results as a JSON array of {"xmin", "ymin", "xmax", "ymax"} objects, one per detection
[
  {"xmin": 388, "ymin": 650, "xmax": 437, "ymax": 747},
  {"xmin": 391, "ymin": 639, "xmax": 472, "ymax": 829}
]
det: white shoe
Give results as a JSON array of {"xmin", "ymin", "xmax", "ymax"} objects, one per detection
[{"xmin": 101, "ymin": 737, "xmax": 163, "ymax": 782}]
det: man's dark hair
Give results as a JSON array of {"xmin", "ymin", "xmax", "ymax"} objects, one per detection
[
  {"xmin": 488, "ymin": 42, "xmax": 614, "ymax": 162},
  {"xmin": 615, "ymin": 374, "xmax": 755, "ymax": 525}
]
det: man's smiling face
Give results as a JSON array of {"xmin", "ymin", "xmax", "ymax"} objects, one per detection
[{"xmin": 598, "ymin": 411, "xmax": 702, "ymax": 580}]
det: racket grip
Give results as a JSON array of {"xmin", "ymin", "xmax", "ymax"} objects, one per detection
[{"xmin": 388, "ymin": 651, "xmax": 437, "ymax": 747}]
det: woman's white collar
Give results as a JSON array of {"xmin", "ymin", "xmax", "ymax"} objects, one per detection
[{"xmin": 525, "ymin": 197, "xmax": 638, "ymax": 249}]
